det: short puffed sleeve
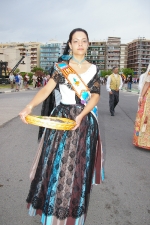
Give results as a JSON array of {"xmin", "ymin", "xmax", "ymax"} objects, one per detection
[{"xmin": 88, "ymin": 68, "xmax": 101, "ymax": 95}]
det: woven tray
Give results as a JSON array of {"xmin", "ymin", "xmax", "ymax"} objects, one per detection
[{"xmin": 25, "ymin": 115, "xmax": 76, "ymax": 130}]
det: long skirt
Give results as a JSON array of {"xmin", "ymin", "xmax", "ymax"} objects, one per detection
[
  {"xmin": 133, "ymin": 87, "xmax": 150, "ymax": 150},
  {"xmin": 26, "ymin": 103, "xmax": 102, "ymax": 225}
]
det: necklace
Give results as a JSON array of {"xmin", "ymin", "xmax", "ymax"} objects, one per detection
[{"xmin": 72, "ymin": 56, "xmax": 85, "ymax": 68}]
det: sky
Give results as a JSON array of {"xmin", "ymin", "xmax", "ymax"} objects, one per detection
[{"xmin": 0, "ymin": 0, "xmax": 150, "ymax": 44}]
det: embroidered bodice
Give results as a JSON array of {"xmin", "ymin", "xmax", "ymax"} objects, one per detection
[{"xmin": 51, "ymin": 64, "xmax": 100, "ymax": 105}]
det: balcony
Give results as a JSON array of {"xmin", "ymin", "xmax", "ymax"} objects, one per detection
[
  {"xmin": 108, "ymin": 52, "xmax": 120, "ymax": 56},
  {"xmin": 41, "ymin": 49, "xmax": 60, "ymax": 53},
  {"xmin": 30, "ymin": 54, "xmax": 37, "ymax": 57},
  {"xmin": 107, "ymin": 57, "xmax": 120, "ymax": 60}
]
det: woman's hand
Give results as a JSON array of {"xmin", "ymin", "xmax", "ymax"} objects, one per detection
[
  {"xmin": 138, "ymin": 96, "xmax": 143, "ymax": 108},
  {"xmin": 72, "ymin": 114, "xmax": 83, "ymax": 130},
  {"xmin": 19, "ymin": 105, "xmax": 33, "ymax": 124}
]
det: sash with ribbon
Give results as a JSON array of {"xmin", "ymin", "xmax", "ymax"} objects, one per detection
[{"xmin": 55, "ymin": 61, "xmax": 98, "ymax": 119}]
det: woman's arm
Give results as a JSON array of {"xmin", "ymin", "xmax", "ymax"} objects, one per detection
[
  {"xmin": 140, "ymin": 82, "xmax": 150, "ymax": 97},
  {"xmin": 19, "ymin": 78, "xmax": 56, "ymax": 123},
  {"xmin": 72, "ymin": 93, "xmax": 100, "ymax": 130},
  {"xmin": 138, "ymin": 82, "xmax": 150, "ymax": 107}
]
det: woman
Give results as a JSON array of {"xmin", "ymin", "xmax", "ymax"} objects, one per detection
[
  {"xmin": 133, "ymin": 64, "xmax": 150, "ymax": 150},
  {"xmin": 19, "ymin": 28, "xmax": 103, "ymax": 225},
  {"xmin": 24, "ymin": 73, "xmax": 30, "ymax": 89},
  {"xmin": 19, "ymin": 74, "xmax": 23, "ymax": 90}
]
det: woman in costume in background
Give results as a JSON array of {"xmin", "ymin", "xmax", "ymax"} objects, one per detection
[
  {"xmin": 19, "ymin": 28, "xmax": 103, "ymax": 225},
  {"xmin": 133, "ymin": 63, "xmax": 150, "ymax": 150}
]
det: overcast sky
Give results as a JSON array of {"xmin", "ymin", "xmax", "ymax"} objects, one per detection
[{"xmin": 0, "ymin": 0, "xmax": 150, "ymax": 44}]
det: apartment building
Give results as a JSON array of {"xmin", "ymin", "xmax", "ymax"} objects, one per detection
[
  {"xmin": 40, "ymin": 40, "xmax": 63, "ymax": 72},
  {"xmin": 120, "ymin": 44, "xmax": 127, "ymax": 69},
  {"xmin": 0, "ymin": 42, "xmax": 41, "ymax": 72},
  {"xmin": 0, "ymin": 48, "xmax": 20, "ymax": 75},
  {"xmin": 106, "ymin": 37, "xmax": 121, "ymax": 70},
  {"xmin": 127, "ymin": 38, "xmax": 150, "ymax": 75},
  {"xmin": 86, "ymin": 41, "xmax": 106, "ymax": 70}
]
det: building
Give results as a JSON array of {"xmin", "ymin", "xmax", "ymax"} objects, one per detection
[
  {"xmin": 86, "ymin": 41, "xmax": 106, "ymax": 70},
  {"xmin": 40, "ymin": 40, "xmax": 63, "ymax": 72},
  {"xmin": 0, "ymin": 42, "xmax": 42, "ymax": 72},
  {"xmin": 120, "ymin": 44, "xmax": 127, "ymax": 69},
  {"xmin": 127, "ymin": 38, "xmax": 150, "ymax": 75},
  {"xmin": 0, "ymin": 47, "xmax": 30, "ymax": 74},
  {"xmin": 106, "ymin": 37, "xmax": 121, "ymax": 70}
]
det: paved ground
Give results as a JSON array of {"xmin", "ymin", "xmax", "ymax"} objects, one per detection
[{"xmin": 0, "ymin": 86, "xmax": 150, "ymax": 225}]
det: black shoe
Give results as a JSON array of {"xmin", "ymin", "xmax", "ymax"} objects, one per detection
[{"xmin": 111, "ymin": 113, "xmax": 114, "ymax": 116}]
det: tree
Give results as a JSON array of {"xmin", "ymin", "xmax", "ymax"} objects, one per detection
[
  {"xmin": 122, "ymin": 68, "xmax": 134, "ymax": 77},
  {"xmin": 31, "ymin": 66, "xmax": 44, "ymax": 73},
  {"xmin": 101, "ymin": 70, "xmax": 112, "ymax": 77},
  {"xmin": 14, "ymin": 68, "xmax": 20, "ymax": 74}
]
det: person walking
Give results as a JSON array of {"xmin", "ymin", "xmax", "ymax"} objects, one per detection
[
  {"xmin": 24, "ymin": 73, "xmax": 30, "ymax": 89},
  {"xmin": 19, "ymin": 28, "xmax": 103, "ymax": 225},
  {"xmin": 37, "ymin": 75, "xmax": 42, "ymax": 87},
  {"xmin": 18, "ymin": 73, "xmax": 23, "ymax": 90},
  {"xmin": 9, "ymin": 73, "xmax": 15, "ymax": 89},
  {"xmin": 133, "ymin": 64, "xmax": 150, "ymax": 150},
  {"xmin": 43, "ymin": 74, "xmax": 48, "ymax": 86},
  {"xmin": 127, "ymin": 75, "xmax": 132, "ymax": 91},
  {"xmin": 32, "ymin": 74, "xmax": 37, "ymax": 88},
  {"xmin": 14, "ymin": 74, "xmax": 20, "ymax": 91},
  {"xmin": 106, "ymin": 66, "xmax": 123, "ymax": 116}
]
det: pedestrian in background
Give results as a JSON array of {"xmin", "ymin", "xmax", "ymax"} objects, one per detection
[
  {"xmin": 133, "ymin": 64, "xmax": 150, "ymax": 150},
  {"xmin": 9, "ymin": 73, "xmax": 14, "ymax": 89},
  {"xmin": 106, "ymin": 66, "xmax": 123, "ymax": 116},
  {"xmin": 46, "ymin": 74, "xmax": 50, "ymax": 82},
  {"xmin": 14, "ymin": 74, "xmax": 20, "ymax": 91},
  {"xmin": 18, "ymin": 73, "xmax": 23, "ymax": 90},
  {"xmin": 37, "ymin": 75, "xmax": 42, "ymax": 87},
  {"xmin": 42, "ymin": 74, "xmax": 47, "ymax": 86},
  {"xmin": 32, "ymin": 74, "xmax": 37, "ymax": 88},
  {"xmin": 127, "ymin": 75, "xmax": 132, "ymax": 91},
  {"xmin": 24, "ymin": 73, "xmax": 30, "ymax": 89}
]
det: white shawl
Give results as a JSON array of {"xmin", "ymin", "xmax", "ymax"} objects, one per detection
[{"xmin": 139, "ymin": 63, "xmax": 150, "ymax": 98}]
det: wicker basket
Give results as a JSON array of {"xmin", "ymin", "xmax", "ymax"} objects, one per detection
[{"xmin": 25, "ymin": 115, "xmax": 76, "ymax": 130}]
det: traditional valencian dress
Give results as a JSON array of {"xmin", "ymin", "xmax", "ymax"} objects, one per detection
[
  {"xmin": 133, "ymin": 64, "xmax": 150, "ymax": 150},
  {"xmin": 26, "ymin": 62, "xmax": 103, "ymax": 225}
]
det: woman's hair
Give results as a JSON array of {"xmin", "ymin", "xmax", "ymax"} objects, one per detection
[{"xmin": 63, "ymin": 28, "xmax": 89, "ymax": 55}]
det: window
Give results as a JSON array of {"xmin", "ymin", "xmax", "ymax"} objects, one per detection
[{"xmin": 91, "ymin": 51, "xmax": 98, "ymax": 56}]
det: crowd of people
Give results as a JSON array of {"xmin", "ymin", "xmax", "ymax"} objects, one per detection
[{"xmin": 8, "ymin": 73, "xmax": 50, "ymax": 91}]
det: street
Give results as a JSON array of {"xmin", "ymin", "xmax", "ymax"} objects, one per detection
[{"xmin": 0, "ymin": 86, "xmax": 150, "ymax": 225}]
